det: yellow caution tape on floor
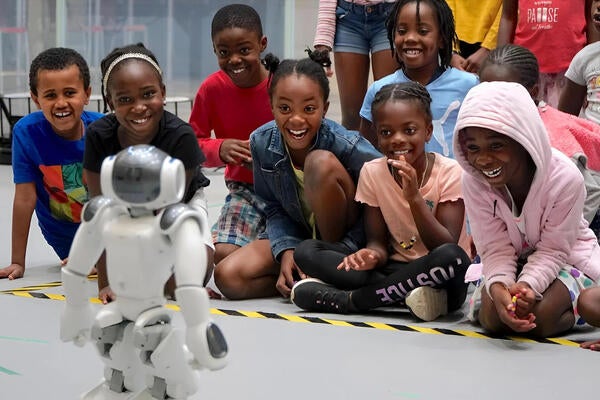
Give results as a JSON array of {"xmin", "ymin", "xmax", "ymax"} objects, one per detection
[{"xmin": 0, "ymin": 288, "xmax": 583, "ymax": 348}]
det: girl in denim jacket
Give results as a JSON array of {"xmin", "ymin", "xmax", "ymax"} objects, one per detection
[{"xmin": 213, "ymin": 54, "xmax": 381, "ymax": 300}]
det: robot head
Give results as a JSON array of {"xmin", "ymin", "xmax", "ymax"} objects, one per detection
[{"xmin": 100, "ymin": 145, "xmax": 185, "ymax": 209}]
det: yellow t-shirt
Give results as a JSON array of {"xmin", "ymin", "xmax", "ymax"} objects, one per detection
[
  {"xmin": 291, "ymin": 161, "xmax": 317, "ymax": 239},
  {"xmin": 447, "ymin": 0, "xmax": 503, "ymax": 50}
]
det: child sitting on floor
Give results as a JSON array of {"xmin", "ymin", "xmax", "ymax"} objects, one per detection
[
  {"xmin": 291, "ymin": 82, "xmax": 471, "ymax": 321},
  {"xmin": 454, "ymin": 81, "xmax": 600, "ymax": 337}
]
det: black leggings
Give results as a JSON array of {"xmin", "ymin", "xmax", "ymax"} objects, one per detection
[{"xmin": 294, "ymin": 240, "xmax": 471, "ymax": 312}]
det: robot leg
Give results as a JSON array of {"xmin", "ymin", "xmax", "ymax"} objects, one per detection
[
  {"xmin": 131, "ymin": 307, "xmax": 198, "ymax": 400},
  {"xmin": 82, "ymin": 306, "xmax": 145, "ymax": 399}
]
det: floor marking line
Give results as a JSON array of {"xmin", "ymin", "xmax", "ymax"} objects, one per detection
[
  {"xmin": 0, "ymin": 335, "xmax": 49, "ymax": 344},
  {"xmin": 0, "ymin": 365, "xmax": 20, "ymax": 375},
  {"xmin": 1, "ymin": 290, "xmax": 582, "ymax": 347}
]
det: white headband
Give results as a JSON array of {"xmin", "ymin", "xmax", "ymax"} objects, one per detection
[{"xmin": 102, "ymin": 53, "xmax": 162, "ymax": 97}]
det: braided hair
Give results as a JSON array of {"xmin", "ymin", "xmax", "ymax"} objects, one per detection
[
  {"xmin": 263, "ymin": 51, "xmax": 330, "ymax": 102},
  {"xmin": 371, "ymin": 81, "xmax": 433, "ymax": 123},
  {"xmin": 480, "ymin": 44, "xmax": 540, "ymax": 91}
]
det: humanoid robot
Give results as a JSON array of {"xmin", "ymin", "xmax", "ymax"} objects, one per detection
[{"xmin": 60, "ymin": 145, "xmax": 228, "ymax": 400}]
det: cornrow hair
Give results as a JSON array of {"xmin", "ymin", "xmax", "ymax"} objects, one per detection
[
  {"xmin": 386, "ymin": 0, "xmax": 457, "ymax": 70},
  {"xmin": 480, "ymin": 44, "xmax": 540, "ymax": 91},
  {"xmin": 29, "ymin": 47, "xmax": 91, "ymax": 96},
  {"xmin": 265, "ymin": 54, "xmax": 330, "ymax": 102},
  {"xmin": 99, "ymin": 42, "xmax": 162, "ymax": 113},
  {"xmin": 371, "ymin": 81, "xmax": 433, "ymax": 122},
  {"xmin": 211, "ymin": 4, "xmax": 263, "ymax": 39}
]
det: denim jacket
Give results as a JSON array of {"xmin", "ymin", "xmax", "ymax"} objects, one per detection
[{"xmin": 250, "ymin": 118, "xmax": 382, "ymax": 261}]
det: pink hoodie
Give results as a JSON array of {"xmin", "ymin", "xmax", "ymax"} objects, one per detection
[{"xmin": 452, "ymin": 82, "xmax": 600, "ymax": 297}]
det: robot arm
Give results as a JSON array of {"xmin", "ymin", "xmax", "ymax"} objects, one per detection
[
  {"xmin": 61, "ymin": 196, "xmax": 125, "ymax": 345},
  {"xmin": 166, "ymin": 214, "xmax": 228, "ymax": 371}
]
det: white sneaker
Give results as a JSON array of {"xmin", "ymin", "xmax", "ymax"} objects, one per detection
[{"xmin": 405, "ymin": 287, "xmax": 448, "ymax": 322}]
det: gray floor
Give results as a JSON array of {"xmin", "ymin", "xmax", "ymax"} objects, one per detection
[{"xmin": 1, "ymin": 163, "xmax": 600, "ymax": 399}]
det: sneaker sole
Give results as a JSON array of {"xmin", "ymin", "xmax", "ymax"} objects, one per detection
[{"xmin": 405, "ymin": 287, "xmax": 448, "ymax": 322}]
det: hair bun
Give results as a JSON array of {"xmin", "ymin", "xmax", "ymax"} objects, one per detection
[
  {"xmin": 262, "ymin": 53, "xmax": 280, "ymax": 73},
  {"xmin": 305, "ymin": 47, "xmax": 331, "ymax": 68}
]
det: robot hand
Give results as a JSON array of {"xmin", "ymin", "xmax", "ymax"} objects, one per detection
[
  {"xmin": 186, "ymin": 322, "xmax": 228, "ymax": 371},
  {"xmin": 60, "ymin": 303, "xmax": 93, "ymax": 347}
]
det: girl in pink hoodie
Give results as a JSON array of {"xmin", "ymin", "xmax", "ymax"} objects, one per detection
[{"xmin": 453, "ymin": 81, "xmax": 600, "ymax": 338}]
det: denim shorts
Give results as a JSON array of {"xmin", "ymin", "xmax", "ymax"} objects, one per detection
[{"xmin": 334, "ymin": 0, "xmax": 394, "ymax": 55}]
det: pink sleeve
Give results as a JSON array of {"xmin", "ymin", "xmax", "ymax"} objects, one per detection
[
  {"xmin": 437, "ymin": 159, "xmax": 464, "ymax": 204},
  {"xmin": 355, "ymin": 162, "xmax": 380, "ymax": 207},
  {"xmin": 188, "ymin": 82, "xmax": 225, "ymax": 168},
  {"xmin": 313, "ymin": 0, "xmax": 337, "ymax": 49},
  {"xmin": 519, "ymin": 167, "xmax": 586, "ymax": 297}
]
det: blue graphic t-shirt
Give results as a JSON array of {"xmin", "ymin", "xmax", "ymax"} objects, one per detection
[{"xmin": 12, "ymin": 110, "xmax": 104, "ymax": 258}]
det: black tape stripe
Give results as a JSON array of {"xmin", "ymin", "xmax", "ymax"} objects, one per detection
[{"xmin": 0, "ymin": 290, "xmax": 581, "ymax": 347}]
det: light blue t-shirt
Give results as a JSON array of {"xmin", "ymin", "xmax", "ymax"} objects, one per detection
[{"xmin": 360, "ymin": 68, "xmax": 478, "ymax": 158}]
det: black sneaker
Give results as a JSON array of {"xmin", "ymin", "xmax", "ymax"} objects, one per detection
[{"xmin": 291, "ymin": 278, "xmax": 350, "ymax": 314}]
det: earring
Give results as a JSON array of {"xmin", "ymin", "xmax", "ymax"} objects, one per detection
[{"xmin": 163, "ymin": 100, "xmax": 167, "ymax": 106}]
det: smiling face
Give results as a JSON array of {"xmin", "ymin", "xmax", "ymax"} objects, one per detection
[
  {"xmin": 461, "ymin": 127, "xmax": 534, "ymax": 191},
  {"xmin": 31, "ymin": 64, "xmax": 91, "ymax": 140},
  {"xmin": 271, "ymin": 74, "xmax": 329, "ymax": 166},
  {"xmin": 213, "ymin": 27, "xmax": 268, "ymax": 88},
  {"xmin": 393, "ymin": 1, "xmax": 443, "ymax": 83},
  {"xmin": 106, "ymin": 60, "xmax": 166, "ymax": 146},
  {"xmin": 374, "ymin": 99, "xmax": 432, "ymax": 166}
]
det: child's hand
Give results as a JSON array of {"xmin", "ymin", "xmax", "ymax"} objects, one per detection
[
  {"xmin": 0, "ymin": 263, "xmax": 25, "ymax": 280},
  {"xmin": 276, "ymin": 250, "xmax": 307, "ymax": 298},
  {"xmin": 387, "ymin": 157, "xmax": 420, "ymax": 200},
  {"xmin": 98, "ymin": 286, "xmax": 116, "ymax": 304},
  {"xmin": 337, "ymin": 249, "xmax": 379, "ymax": 272},
  {"xmin": 509, "ymin": 282, "xmax": 536, "ymax": 318},
  {"xmin": 220, "ymin": 139, "xmax": 252, "ymax": 166},
  {"xmin": 490, "ymin": 283, "xmax": 537, "ymax": 333}
]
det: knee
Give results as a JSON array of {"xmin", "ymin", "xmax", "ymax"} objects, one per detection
[
  {"xmin": 578, "ymin": 288, "xmax": 600, "ymax": 324},
  {"xmin": 433, "ymin": 243, "xmax": 472, "ymax": 269},
  {"xmin": 213, "ymin": 259, "xmax": 244, "ymax": 300},
  {"xmin": 304, "ymin": 150, "xmax": 342, "ymax": 186}
]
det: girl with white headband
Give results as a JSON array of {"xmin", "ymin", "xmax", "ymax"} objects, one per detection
[{"xmin": 82, "ymin": 43, "xmax": 214, "ymax": 304}]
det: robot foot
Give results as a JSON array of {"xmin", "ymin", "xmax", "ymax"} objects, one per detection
[
  {"xmin": 127, "ymin": 378, "xmax": 187, "ymax": 400},
  {"xmin": 82, "ymin": 379, "xmax": 138, "ymax": 400}
]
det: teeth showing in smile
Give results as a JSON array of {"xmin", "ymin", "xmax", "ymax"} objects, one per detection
[
  {"xmin": 482, "ymin": 167, "xmax": 502, "ymax": 178},
  {"xmin": 54, "ymin": 112, "xmax": 71, "ymax": 118},
  {"xmin": 289, "ymin": 129, "xmax": 307, "ymax": 137},
  {"xmin": 132, "ymin": 118, "xmax": 149, "ymax": 124},
  {"xmin": 393, "ymin": 150, "xmax": 409, "ymax": 156},
  {"xmin": 232, "ymin": 68, "xmax": 245, "ymax": 74},
  {"xmin": 404, "ymin": 49, "xmax": 421, "ymax": 56}
]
